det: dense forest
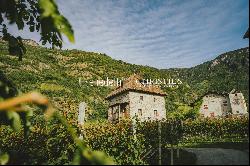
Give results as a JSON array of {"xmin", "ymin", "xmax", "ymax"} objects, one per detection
[{"xmin": 0, "ymin": 40, "xmax": 249, "ymax": 121}]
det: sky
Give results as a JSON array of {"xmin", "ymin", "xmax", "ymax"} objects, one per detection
[{"xmin": 8, "ymin": 0, "xmax": 249, "ymax": 69}]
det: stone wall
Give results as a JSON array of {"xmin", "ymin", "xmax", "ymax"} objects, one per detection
[
  {"xmin": 107, "ymin": 91, "xmax": 166, "ymax": 122},
  {"xmin": 200, "ymin": 94, "xmax": 231, "ymax": 117},
  {"xmin": 200, "ymin": 93, "xmax": 248, "ymax": 118},
  {"xmin": 129, "ymin": 91, "xmax": 166, "ymax": 121},
  {"xmin": 108, "ymin": 92, "xmax": 129, "ymax": 106},
  {"xmin": 107, "ymin": 92, "xmax": 129, "ymax": 121},
  {"xmin": 229, "ymin": 93, "xmax": 248, "ymax": 114}
]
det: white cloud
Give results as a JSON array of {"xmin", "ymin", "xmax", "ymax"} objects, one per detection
[{"xmin": 5, "ymin": 0, "xmax": 249, "ymax": 69}]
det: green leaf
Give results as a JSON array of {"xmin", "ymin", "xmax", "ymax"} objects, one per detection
[
  {"xmin": 6, "ymin": 111, "xmax": 22, "ymax": 131},
  {"xmin": 0, "ymin": 152, "xmax": 9, "ymax": 165},
  {"xmin": 39, "ymin": 0, "xmax": 57, "ymax": 18},
  {"xmin": 38, "ymin": 0, "xmax": 74, "ymax": 43},
  {"xmin": 53, "ymin": 15, "xmax": 74, "ymax": 43}
]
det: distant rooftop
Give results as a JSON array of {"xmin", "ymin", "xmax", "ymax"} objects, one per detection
[{"xmin": 106, "ymin": 74, "xmax": 166, "ymax": 99}]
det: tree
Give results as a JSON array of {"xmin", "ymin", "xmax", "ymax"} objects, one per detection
[
  {"xmin": 0, "ymin": 0, "xmax": 74, "ymax": 60},
  {"xmin": 243, "ymin": 28, "xmax": 249, "ymax": 39}
]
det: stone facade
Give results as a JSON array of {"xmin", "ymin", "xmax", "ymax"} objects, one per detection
[
  {"xmin": 199, "ymin": 92, "xmax": 248, "ymax": 118},
  {"xmin": 129, "ymin": 92, "xmax": 166, "ymax": 121},
  {"xmin": 107, "ymin": 91, "xmax": 166, "ymax": 122},
  {"xmin": 200, "ymin": 94, "xmax": 231, "ymax": 118},
  {"xmin": 106, "ymin": 74, "xmax": 166, "ymax": 122},
  {"xmin": 108, "ymin": 92, "xmax": 130, "ymax": 122},
  {"xmin": 229, "ymin": 93, "xmax": 248, "ymax": 115}
]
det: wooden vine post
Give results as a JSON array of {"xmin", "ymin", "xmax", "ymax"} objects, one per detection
[
  {"xmin": 158, "ymin": 119, "xmax": 162, "ymax": 165},
  {"xmin": 170, "ymin": 122, "xmax": 174, "ymax": 165},
  {"xmin": 78, "ymin": 102, "xmax": 86, "ymax": 140}
]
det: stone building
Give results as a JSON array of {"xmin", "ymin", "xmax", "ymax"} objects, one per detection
[
  {"xmin": 199, "ymin": 92, "xmax": 231, "ymax": 118},
  {"xmin": 199, "ymin": 90, "xmax": 248, "ymax": 118},
  {"xmin": 105, "ymin": 74, "xmax": 166, "ymax": 122},
  {"xmin": 229, "ymin": 91, "xmax": 248, "ymax": 115}
]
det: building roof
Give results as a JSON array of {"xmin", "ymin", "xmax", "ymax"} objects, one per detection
[
  {"xmin": 105, "ymin": 74, "xmax": 166, "ymax": 99},
  {"xmin": 189, "ymin": 89, "xmax": 244, "ymax": 106},
  {"xmin": 189, "ymin": 91, "xmax": 229, "ymax": 106},
  {"xmin": 202, "ymin": 91, "xmax": 229, "ymax": 97}
]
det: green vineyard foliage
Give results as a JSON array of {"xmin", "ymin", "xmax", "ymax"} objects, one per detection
[{"xmin": 0, "ymin": 116, "xmax": 248, "ymax": 164}]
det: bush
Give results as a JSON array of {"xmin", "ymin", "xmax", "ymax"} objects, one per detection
[
  {"xmin": 0, "ymin": 117, "xmax": 76, "ymax": 165},
  {"xmin": 182, "ymin": 117, "xmax": 249, "ymax": 141},
  {"xmin": 83, "ymin": 120, "xmax": 146, "ymax": 165},
  {"xmin": 0, "ymin": 116, "xmax": 248, "ymax": 164}
]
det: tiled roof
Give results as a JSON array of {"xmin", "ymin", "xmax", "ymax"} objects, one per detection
[
  {"xmin": 202, "ymin": 91, "xmax": 229, "ymax": 97},
  {"xmin": 106, "ymin": 74, "xmax": 166, "ymax": 99}
]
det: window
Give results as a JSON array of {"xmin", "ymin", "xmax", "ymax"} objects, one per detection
[
  {"xmin": 138, "ymin": 109, "xmax": 142, "ymax": 116},
  {"xmin": 223, "ymin": 104, "xmax": 227, "ymax": 106},
  {"xmin": 121, "ymin": 110, "xmax": 126, "ymax": 117},
  {"xmin": 154, "ymin": 110, "xmax": 158, "ymax": 117},
  {"xmin": 210, "ymin": 112, "xmax": 214, "ymax": 117},
  {"xmin": 140, "ymin": 96, "xmax": 143, "ymax": 101},
  {"xmin": 139, "ymin": 79, "xmax": 145, "ymax": 84},
  {"xmin": 223, "ymin": 101, "xmax": 227, "ymax": 103},
  {"xmin": 235, "ymin": 94, "xmax": 237, "ymax": 96},
  {"xmin": 204, "ymin": 105, "xmax": 208, "ymax": 109},
  {"xmin": 154, "ymin": 97, "xmax": 156, "ymax": 102}
]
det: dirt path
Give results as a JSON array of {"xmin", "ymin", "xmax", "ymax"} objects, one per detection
[{"xmin": 185, "ymin": 148, "xmax": 249, "ymax": 165}]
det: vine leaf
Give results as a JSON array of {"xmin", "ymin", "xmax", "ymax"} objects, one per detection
[
  {"xmin": 39, "ymin": 0, "xmax": 75, "ymax": 43},
  {"xmin": 0, "ymin": 152, "xmax": 9, "ymax": 165},
  {"xmin": 6, "ymin": 111, "xmax": 22, "ymax": 131}
]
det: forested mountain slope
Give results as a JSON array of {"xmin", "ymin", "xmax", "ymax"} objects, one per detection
[{"xmin": 0, "ymin": 40, "xmax": 248, "ymax": 121}]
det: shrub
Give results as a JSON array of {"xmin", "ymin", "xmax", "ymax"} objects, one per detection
[
  {"xmin": 83, "ymin": 120, "xmax": 146, "ymax": 165},
  {"xmin": 0, "ymin": 116, "xmax": 248, "ymax": 164}
]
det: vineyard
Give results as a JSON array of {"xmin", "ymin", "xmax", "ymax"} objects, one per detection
[
  {"xmin": 0, "ymin": 0, "xmax": 249, "ymax": 164},
  {"xmin": 84, "ymin": 117, "xmax": 249, "ymax": 164},
  {"xmin": 0, "ymin": 115, "xmax": 248, "ymax": 165}
]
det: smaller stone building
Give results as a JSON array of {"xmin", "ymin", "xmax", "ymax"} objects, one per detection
[
  {"xmin": 199, "ymin": 90, "xmax": 248, "ymax": 118},
  {"xmin": 199, "ymin": 92, "xmax": 231, "ymax": 118},
  {"xmin": 229, "ymin": 92, "xmax": 248, "ymax": 115},
  {"xmin": 105, "ymin": 74, "xmax": 166, "ymax": 122}
]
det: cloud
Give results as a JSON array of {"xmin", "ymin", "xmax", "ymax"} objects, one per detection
[{"xmin": 5, "ymin": 0, "xmax": 249, "ymax": 69}]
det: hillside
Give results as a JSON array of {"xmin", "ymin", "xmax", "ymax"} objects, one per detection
[
  {"xmin": 0, "ymin": 41, "xmax": 249, "ymax": 121},
  {"xmin": 162, "ymin": 47, "xmax": 249, "ymax": 103}
]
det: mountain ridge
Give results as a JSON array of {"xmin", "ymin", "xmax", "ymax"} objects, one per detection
[{"xmin": 0, "ymin": 40, "xmax": 248, "ymax": 120}]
